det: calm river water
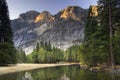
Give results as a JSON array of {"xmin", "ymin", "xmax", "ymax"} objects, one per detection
[{"xmin": 0, "ymin": 65, "xmax": 120, "ymax": 80}]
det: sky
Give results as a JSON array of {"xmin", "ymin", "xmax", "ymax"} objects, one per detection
[{"xmin": 6, "ymin": 0, "xmax": 98, "ymax": 19}]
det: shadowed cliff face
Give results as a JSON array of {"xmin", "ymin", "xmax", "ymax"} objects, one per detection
[{"xmin": 11, "ymin": 6, "xmax": 87, "ymax": 54}]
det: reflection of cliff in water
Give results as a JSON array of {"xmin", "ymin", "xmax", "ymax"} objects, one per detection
[
  {"xmin": 22, "ymin": 72, "xmax": 33, "ymax": 80},
  {"xmin": 60, "ymin": 74, "xmax": 70, "ymax": 80}
]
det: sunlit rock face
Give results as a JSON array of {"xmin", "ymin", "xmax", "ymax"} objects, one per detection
[
  {"xmin": 11, "ymin": 10, "xmax": 55, "ymax": 48},
  {"xmin": 90, "ymin": 6, "xmax": 98, "ymax": 17},
  {"xmin": 11, "ymin": 6, "xmax": 87, "ymax": 54},
  {"xmin": 56, "ymin": 6, "xmax": 87, "ymax": 23},
  {"xmin": 34, "ymin": 11, "xmax": 55, "ymax": 23}
]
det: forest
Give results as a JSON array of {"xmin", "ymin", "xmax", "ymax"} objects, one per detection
[
  {"xmin": 25, "ymin": 0, "xmax": 120, "ymax": 68},
  {"xmin": 0, "ymin": 0, "xmax": 120, "ymax": 68}
]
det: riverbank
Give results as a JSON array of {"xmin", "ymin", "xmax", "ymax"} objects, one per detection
[
  {"xmin": 80, "ymin": 64, "xmax": 120, "ymax": 74},
  {"xmin": 1, "ymin": 63, "xmax": 120, "ymax": 76},
  {"xmin": 0, "ymin": 63, "xmax": 79, "ymax": 75}
]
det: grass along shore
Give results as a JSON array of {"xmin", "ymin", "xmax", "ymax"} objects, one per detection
[{"xmin": 0, "ymin": 63, "xmax": 79, "ymax": 75}]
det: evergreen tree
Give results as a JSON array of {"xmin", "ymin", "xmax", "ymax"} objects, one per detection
[
  {"xmin": 16, "ymin": 49, "xmax": 26, "ymax": 63},
  {"xmin": 0, "ymin": 0, "xmax": 16, "ymax": 65},
  {"xmin": 81, "ymin": 0, "xmax": 120, "ymax": 67},
  {"xmin": 48, "ymin": 41, "xmax": 51, "ymax": 51},
  {"xmin": 36, "ymin": 42, "xmax": 39, "ymax": 52},
  {"xmin": 82, "ymin": 6, "xmax": 104, "ymax": 66},
  {"xmin": 0, "ymin": 0, "xmax": 13, "ymax": 44}
]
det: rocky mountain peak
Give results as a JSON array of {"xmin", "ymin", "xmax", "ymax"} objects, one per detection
[
  {"xmin": 11, "ymin": 6, "xmax": 87, "ymax": 54},
  {"xmin": 19, "ymin": 10, "xmax": 40, "ymax": 22},
  {"xmin": 60, "ymin": 6, "xmax": 78, "ymax": 19},
  {"xmin": 58, "ymin": 6, "xmax": 87, "ymax": 22},
  {"xmin": 34, "ymin": 11, "xmax": 55, "ymax": 23}
]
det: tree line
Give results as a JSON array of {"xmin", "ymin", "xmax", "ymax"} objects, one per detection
[{"xmin": 27, "ymin": 41, "xmax": 80, "ymax": 63}]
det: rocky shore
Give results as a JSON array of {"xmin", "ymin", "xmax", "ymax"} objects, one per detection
[{"xmin": 80, "ymin": 64, "xmax": 120, "ymax": 74}]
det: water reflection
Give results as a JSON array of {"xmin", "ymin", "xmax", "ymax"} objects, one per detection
[
  {"xmin": 60, "ymin": 74, "xmax": 70, "ymax": 80},
  {"xmin": 0, "ymin": 66, "xmax": 120, "ymax": 80},
  {"xmin": 23, "ymin": 72, "xmax": 33, "ymax": 80}
]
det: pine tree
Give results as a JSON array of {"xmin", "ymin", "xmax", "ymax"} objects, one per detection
[
  {"xmin": 0, "ymin": 0, "xmax": 13, "ymax": 44},
  {"xmin": 36, "ymin": 42, "xmax": 39, "ymax": 52},
  {"xmin": 48, "ymin": 41, "xmax": 51, "ymax": 51},
  {"xmin": 0, "ymin": 0, "xmax": 16, "ymax": 65},
  {"xmin": 82, "ymin": 0, "xmax": 119, "ymax": 67},
  {"xmin": 83, "ymin": 6, "xmax": 103, "ymax": 66}
]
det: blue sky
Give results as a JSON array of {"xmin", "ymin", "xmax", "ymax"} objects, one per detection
[{"xmin": 6, "ymin": 0, "xmax": 98, "ymax": 19}]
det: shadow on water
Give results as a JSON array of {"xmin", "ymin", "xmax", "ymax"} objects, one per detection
[{"xmin": 0, "ymin": 65, "xmax": 120, "ymax": 80}]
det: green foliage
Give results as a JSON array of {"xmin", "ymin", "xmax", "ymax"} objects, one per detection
[
  {"xmin": 27, "ymin": 41, "xmax": 90, "ymax": 63},
  {"xmin": 82, "ymin": 6, "xmax": 108, "ymax": 66},
  {"xmin": 81, "ymin": 0, "xmax": 120, "ymax": 66},
  {"xmin": 64, "ymin": 45, "xmax": 80, "ymax": 62},
  {"xmin": 16, "ymin": 49, "xmax": 27, "ymax": 63},
  {"xmin": 27, "ymin": 41, "xmax": 64, "ymax": 63},
  {"xmin": 0, "ymin": 43, "xmax": 17, "ymax": 65},
  {"xmin": 113, "ymin": 33, "xmax": 120, "ymax": 64}
]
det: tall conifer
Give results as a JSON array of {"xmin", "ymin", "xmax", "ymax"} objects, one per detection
[{"xmin": 0, "ymin": 0, "xmax": 16, "ymax": 65}]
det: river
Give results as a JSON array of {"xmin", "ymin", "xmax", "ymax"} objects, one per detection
[{"xmin": 0, "ymin": 65, "xmax": 120, "ymax": 80}]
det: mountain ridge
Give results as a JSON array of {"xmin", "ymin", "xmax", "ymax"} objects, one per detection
[{"xmin": 11, "ymin": 6, "xmax": 87, "ymax": 54}]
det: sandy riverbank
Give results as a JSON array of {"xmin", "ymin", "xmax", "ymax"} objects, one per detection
[{"xmin": 0, "ymin": 63, "xmax": 79, "ymax": 75}]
